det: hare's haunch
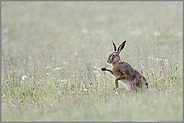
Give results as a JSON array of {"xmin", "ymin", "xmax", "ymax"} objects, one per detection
[{"xmin": 101, "ymin": 41, "xmax": 148, "ymax": 92}]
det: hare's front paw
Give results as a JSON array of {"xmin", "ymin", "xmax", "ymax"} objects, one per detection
[{"xmin": 101, "ymin": 67, "xmax": 106, "ymax": 71}]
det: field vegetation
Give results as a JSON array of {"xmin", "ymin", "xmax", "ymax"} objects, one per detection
[{"xmin": 1, "ymin": 1, "xmax": 183, "ymax": 122}]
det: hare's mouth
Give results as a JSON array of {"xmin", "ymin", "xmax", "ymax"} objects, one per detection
[{"xmin": 107, "ymin": 60, "xmax": 112, "ymax": 64}]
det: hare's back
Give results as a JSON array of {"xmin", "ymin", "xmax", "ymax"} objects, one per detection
[
  {"xmin": 118, "ymin": 61, "xmax": 145, "ymax": 79},
  {"xmin": 118, "ymin": 61, "xmax": 136, "ymax": 73}
]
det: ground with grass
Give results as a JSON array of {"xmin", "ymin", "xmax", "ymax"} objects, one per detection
[{"xmin": 1, "ymin": 1, "xmax": 183, "ymax": 122}]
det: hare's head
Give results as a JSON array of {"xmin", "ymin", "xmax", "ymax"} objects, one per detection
[{"xmin": 107, "ymin": 41, "xmax": 126, "ymax": 64}]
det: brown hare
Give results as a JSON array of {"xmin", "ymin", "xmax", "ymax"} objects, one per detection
[{"xmin": 101, "ymin": 41, "xmax": 148, "ymax": 92}]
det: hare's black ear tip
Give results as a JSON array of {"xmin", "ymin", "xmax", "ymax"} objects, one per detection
[{"xmin": 124, "ymin": 40, "xmax": 126, "ymax": 43}]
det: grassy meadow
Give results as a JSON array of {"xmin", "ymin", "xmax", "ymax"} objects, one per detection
[{"xmin": 1, "ymin": 1, "xmax": 183, "ymax": 122}]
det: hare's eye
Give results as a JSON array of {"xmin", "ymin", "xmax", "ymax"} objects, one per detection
[{"xmin": 111, "ymin": 55, "xmax": 116, "ymax": 59}]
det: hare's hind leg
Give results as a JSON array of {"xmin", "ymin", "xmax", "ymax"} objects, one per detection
[
  {"xmin": 114, "ymin": 76, "xmax": 127, "ymax": 89},
  {"xmin": 135, "ymin": 80, "xmax": 148, "ymax": 92}
]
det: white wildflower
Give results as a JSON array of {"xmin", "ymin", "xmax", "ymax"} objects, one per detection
[
  {"xmin": 59, "ymin": 91, "xmax": 62, "ymax": 95},
  {"xmin": 164, "ymin": 59, "xmax": 168, "ymax": 62},
  {"xmin": 83, "ymin": 88, "xmax": 88, "ymax": 92},
  {"xmin": 164, "ymin": 59, "xmax": 169, "ymax": 64},
  {"xmin": 46, "ymin": 73, "xmax": 50, "ymax": 76},
  {"xmin": 96, "ymin": 74, "xmax": 101, "ymax": 77},
  {"xmin": 63, "ymin": 62, "xmax": 68, "ymax": 64},
  {"xmin": 93, "ymin": 70, "xmax": 98, "ymax": 73},
  {"xmin": 54, "ymin": 67, "xmax": 61, "ymax": 71},
  {"xmin": 92, "ymin": 65, "xmax": 96, "ymax": 69},
  {"xmin": 154, "ymin": 31, "xmax": 160, "ymax": 36},
  {"xmin": 22, "ymin": 75, "xmax": 27, "ymax": 80},
  {"xmin": 59, "ymin": 79, "xmax": 67, "ymax": 83},
  {"xmin": 12, "ymin": 104, "xmax": 16, "ymax": 108},
  {"xmin": 2, "ymin": 95, "xmax": 6, "ymax": 98},
  {"xmin": 148, "ymin": 56, "xmax": 154, "ymax": 60},
  {"xmin": 150, "ymin": 68, "xmax": 154, "ymax": 71}
]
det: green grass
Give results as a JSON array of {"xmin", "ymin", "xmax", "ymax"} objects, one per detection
[{"xmin": 1, "ymin": 1, "xmax": 183, "ymax": 122}]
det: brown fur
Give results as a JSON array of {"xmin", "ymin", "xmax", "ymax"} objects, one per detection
[{"xmin": 101, "ymin": 41, "xmax": 148, "ymax": 92}]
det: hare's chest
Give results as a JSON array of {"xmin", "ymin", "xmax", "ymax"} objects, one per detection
[
  {"xmin": 111, "ymin": 66, "xmax": 123, "ymax": 77},
  {"xmin": 111, "ymin": 67, "xmax": 119, "ymax": 77}
]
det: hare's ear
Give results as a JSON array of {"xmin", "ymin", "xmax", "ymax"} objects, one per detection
[
  {"xmin": 112, "ymin": 41, "xmax": 117, "ymax": 51},
  {"xmin": 117, "ymin": 41, "xmax": 126, "ymax": 54}
]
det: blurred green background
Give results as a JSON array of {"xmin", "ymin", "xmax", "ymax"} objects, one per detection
[{"xmin": 1, "ymin": 1, "xmax": 183, "ymax": 122}]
